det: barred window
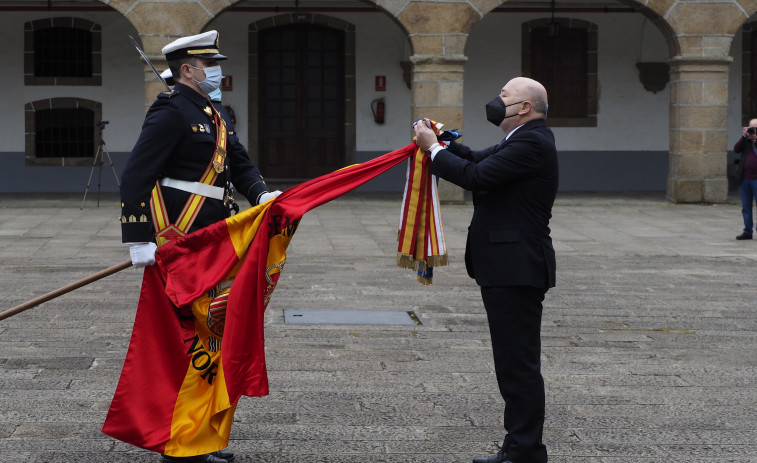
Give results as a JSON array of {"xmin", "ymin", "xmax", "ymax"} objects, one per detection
[
  {"xmin": 34, "ymin": 27, "xmax": 93, "ymax": 78},
  {"xmin": 24, "ymin": 18, "xmax": 102, "ymax": 86},
  {"xmin": 35, "ymin": 108, "xmax": 94, "ymax": 158},
  {"xmin": 25, "ymin": 98, "xmax": 102, "ymax": 166},
  {"xmin": 523, "ymin": 18, "xmax": 597, "ymax": 127}
]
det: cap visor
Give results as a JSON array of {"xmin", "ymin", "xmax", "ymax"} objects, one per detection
[{"xmin": 195, "ymin": 53, "xmax": 228, "ymax": 61}]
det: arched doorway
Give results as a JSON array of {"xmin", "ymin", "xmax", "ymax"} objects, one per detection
[
  {"xmin": 258, "ymin": 23, "xmax": 345, "ymax": 179},
  {"xmin": 249, "ymin": 14, "xmax": 356, "ymax": 182}
]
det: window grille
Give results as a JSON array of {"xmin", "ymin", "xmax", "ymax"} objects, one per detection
[
  {"xmin": 25, "ymin": 98, "xmax": 102, "ymax": 166},
  {"xmin": 34, "ymin": 108, "xmax": 95, "ymax": 158},
  {"xmin": 24, "ymin": 17, "xmax": 101, "ymax": 86},
  {"xmin": 34, "ymin": 27, "xmax": 93, "ymax": 78},
  {"xmin": 522, "ymin": 18, "xmax": 597, "ymax": 127}
]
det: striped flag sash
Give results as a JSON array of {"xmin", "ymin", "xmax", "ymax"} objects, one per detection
[{"xmin": 397, "ymin": 119, "xmax": 448, "ymax": 285}]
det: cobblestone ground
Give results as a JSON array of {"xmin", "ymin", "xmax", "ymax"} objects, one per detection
[{"xmin": 0, "ymin": 192, "xmax": 756, "ymax": 463}]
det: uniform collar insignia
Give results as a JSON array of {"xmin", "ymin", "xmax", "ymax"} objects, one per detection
[{"xmin": 203, "ymin": 106, "xmax": 213, "ymax": 116}]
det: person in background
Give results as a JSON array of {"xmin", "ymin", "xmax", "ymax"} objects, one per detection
[{"xmin": 734, "ymin": 118, "xmax": 757, "ymax": 240}]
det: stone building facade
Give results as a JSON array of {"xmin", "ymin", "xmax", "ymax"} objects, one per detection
[{"xmin": 5, "ymin": 0, "xmax": 757, "ymax": 203}]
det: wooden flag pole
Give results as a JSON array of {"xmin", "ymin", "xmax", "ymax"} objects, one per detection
[{"xmin": 0, "ymin": 259, "xmax": 132, "ymax": 322}]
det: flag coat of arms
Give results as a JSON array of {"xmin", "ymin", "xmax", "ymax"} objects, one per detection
[
  {"xmin": 103, "ymin": 131, "xmax": 451, "ymax": 456},
  {"xmin": 103, "ymin": 143, "xmax": 421, "ymax": 456}
]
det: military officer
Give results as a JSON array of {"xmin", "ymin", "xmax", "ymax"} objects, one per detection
[
  {"xmin": 118, "ymin": 30, "xmax": 279, "ymax": 463},
  {"xmin": 161, "ymin": 68, "xmax": 224, "ymax": 102},
  {"xmin": 121, "ymin": 30, "xmax": 280, "ymax": 270}
]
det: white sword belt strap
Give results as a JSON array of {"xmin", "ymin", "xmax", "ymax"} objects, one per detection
[{"xmin": 160, "ymin": 177, "xmax": 225, "ymax": 201}]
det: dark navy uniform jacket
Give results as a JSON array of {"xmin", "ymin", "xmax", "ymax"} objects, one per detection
[
  {"xmin": 429, "ymin": 119, "xmax": 559, "ymax": 289},
  {"xmin": 119, "ymin": 82, "xmax": 269, "ymax": 243}
]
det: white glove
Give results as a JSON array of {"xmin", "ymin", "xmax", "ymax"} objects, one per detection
[
  {"xmin": 258, "ymin": 190, "xmax": 282, "ymax": 205},
  {"xmin": 128, "ymin": 242, "xmax": 157, "ymax": 268}
]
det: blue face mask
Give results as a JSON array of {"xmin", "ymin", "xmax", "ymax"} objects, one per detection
[
  {"xmin": 208, "ymin": 88, "xmax": 223, "ymax": 102},
  {"xmin": 189, "ymin": 64, "xmax": 223, "ymax": 94}
]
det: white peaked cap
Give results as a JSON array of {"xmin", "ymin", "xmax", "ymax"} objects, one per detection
[
  {"xmin": 159, "ymin": 68, "xmax": 174, "ymax": 85},
  {"xmin": 162, "ymin": 30, "xmax": 227, "ymax": 61}
]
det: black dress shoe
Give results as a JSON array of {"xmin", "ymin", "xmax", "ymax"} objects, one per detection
[
  {"xmin": 736, "ymin": 232, "xmax": 753, "ymax": 240},
  {"xmin": 211, "ymin": 449, "xmax": 234, "ymax": 462},
  {"xmin": 472, "ymin": 446, "xmax": 509, "ymax": 463},
  {"xmin": 161, "ymin": 454, "xmax": 228, "ymax": 463}
]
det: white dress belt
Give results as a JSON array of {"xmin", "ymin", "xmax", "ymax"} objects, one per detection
[{"xmin": 159, "ymin": 177, "xmax": 225, "ymax": 201}]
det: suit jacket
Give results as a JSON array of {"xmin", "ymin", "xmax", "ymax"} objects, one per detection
[
  {"xmin": 430, "ymin": 119, "xmax": 559, "ymax": 288},
  {"xmin": 119, "ymin": 83, "xmax": 269, "ymax": 243},
  {"xmin": 733, "ymin": 136, "xmax": 753, "ymax": 181}
]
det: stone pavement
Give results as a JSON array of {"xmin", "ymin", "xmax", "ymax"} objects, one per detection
[{"xmin": 1, "ymin": 192, "xmax": 757, "ymax": 463}]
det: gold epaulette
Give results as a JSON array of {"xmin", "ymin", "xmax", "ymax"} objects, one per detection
[{"xmin": 157, "ymin": 89, "xmax": 179, "ymax": 99}]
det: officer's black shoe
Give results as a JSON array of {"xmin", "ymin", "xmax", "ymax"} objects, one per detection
[
  {"xmin": 211, "ymin": 449, "xmax": 234, "ymax": 462},
  {"xmin": 472, "ymin": 446, "xmax": 509, "ymax": 463},
  {"xmin": 737, "ymin": 232, "xmax": 753, "ymax": 240},
  {"xmin": 161, "ymin": 454, "xmax": 227, "ymax": 463}
]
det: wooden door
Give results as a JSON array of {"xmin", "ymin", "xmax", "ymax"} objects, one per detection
[
  {"xmin": 531, "ymin": 26, "xmax": 588, "ymax": 118},
  {"xmin": 258, "ymin": 24, "xmax": 345, "ymax": 180}
]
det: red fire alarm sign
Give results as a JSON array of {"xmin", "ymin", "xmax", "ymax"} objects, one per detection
[
  {"xmin": 221, "ymin": 75, "xmax": 233, "ymax": 91},
  {"xmin": 375, "ymin": 75, "xmax": 386, "ymax": 91}
]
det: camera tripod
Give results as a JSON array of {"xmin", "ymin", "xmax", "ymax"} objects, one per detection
[{"xmin": 81, "ymin": 121, "xmax": 120, "ymax": 209}]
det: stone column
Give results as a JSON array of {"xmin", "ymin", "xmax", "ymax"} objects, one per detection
[
  {"xmin": 410, "ymin": 55, "xmax": 467, "ymax": 204},
  {"xmin": 667, "ymin": 55, "xmax": 732, "ymax": 203},
  {"xmin": 141, "ymin": 59, "xmax": 169, "ymax": 113},
  {"xmin": 122, "ymin": 0, "xmax": 209, "ymax": 112}
]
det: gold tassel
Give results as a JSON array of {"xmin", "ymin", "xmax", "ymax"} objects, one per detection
[
  {"xmin": 417, "ymin": 274, "xmax": 433, "ymax": 285},
  {"xmin": 396, "ymin": 253, "xmax": 415, "ymax": 269},
  {"xmin": 426, "ymin": 254, "xmax": 448, "ymax": 268}
]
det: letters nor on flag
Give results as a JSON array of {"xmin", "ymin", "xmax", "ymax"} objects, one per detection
[{"xmin": 102, "ymin": 142, "xmax": 447, "ymax": 457}]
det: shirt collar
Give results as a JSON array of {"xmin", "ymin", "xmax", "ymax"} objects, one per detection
[{"xmin": 505, "ymin": 123, "xmax": 526, "ymax": 141}]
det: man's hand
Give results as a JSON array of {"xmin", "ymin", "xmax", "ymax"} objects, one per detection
[
  {"xmin": 413, "ymin": 118, "xmax": 438, "ymax": 152},
  {"xmin": 129, "ymin": 242, "xmax": 157, "ymax": 268},
  {"xmin": 258, "ymin": 190, "xmax": 282, "ymax": 205}
]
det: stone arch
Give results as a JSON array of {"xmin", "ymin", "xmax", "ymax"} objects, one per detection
[
  {"xmin": 207, "ymin": 0, "xmax": 411, "ymax": 37},
  {"xmin": 615, "ymin": 0, "xmax": 679, "ymax": 57},
  {"xmin": 91, "ymin": 0, "xmax": 140, "ymax": 32}
]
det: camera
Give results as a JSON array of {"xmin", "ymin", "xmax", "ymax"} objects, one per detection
[
  {"xmin": 748, "ymin": 127, "xmax": 756, "ymax": 135},
  {"xmin": 96, "ymin": 120, "xmax": 109, "ymax": 129}
]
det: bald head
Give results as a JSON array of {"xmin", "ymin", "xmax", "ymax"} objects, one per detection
[{"xmin": 508, "ymin": 77, "xmax": 548, "ymax": 118}]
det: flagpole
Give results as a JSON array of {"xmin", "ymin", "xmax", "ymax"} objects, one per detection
[{"xmin": 0, "ymin": 259, "xmax": 132, "ymax": 322}]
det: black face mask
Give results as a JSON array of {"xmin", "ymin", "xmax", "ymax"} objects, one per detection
[{"xmin": 485, "ymin": 97, "xmax": 524, "ymax": 126}]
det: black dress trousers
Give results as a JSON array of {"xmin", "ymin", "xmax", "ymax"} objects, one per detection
[{"xmin": 480, "ymin": 285, "xmax": 548, "ymax": 463}]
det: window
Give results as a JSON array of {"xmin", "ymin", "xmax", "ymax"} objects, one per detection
[
  {"xmin": 34, "ymin": 27, "xmax": 93, "ymax": 78},
  {"xmin": 25, "ymin": 98, "xmax": 103, "ymax": 166},
  {"xmin": 522, "ymin": 18, "xmax": 597, "ymax": 127},
  {"xmin": 25, "ymin": 17, "xmax": 101, "ymax": 86},
  {"xmin": 35, "ymin": 108, "xmax": 94, "ymax": 158},
  {"xmin": 746, "ymin": 26, "xmax": 757, "ymax": 121}
]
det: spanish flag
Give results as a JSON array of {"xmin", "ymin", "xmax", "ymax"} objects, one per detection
[{"xmin": 102, "ymin": 143, "xmax": 418, "ymax": 456}]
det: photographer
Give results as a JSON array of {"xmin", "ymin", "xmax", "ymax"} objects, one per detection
[{"xmin": 734, "ymin": 119, "xmax": 757, "ymax": 240}]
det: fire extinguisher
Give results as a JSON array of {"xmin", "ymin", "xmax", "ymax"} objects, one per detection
[{"xmin": 371, "ymin": 97, "xmax": 385, "ymax": 124}]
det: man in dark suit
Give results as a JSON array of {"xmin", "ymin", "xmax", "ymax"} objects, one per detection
[{"xmin": 413, "ymin": 77, "xmax": 558, "ymax": 463}]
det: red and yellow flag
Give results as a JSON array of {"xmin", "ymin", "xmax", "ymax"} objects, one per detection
[
  {"xmin": 397, "ymin": 119, "xmax": 448, "ymax": 285},
  {"xmin": 101, "ymin": 143, "xmax": 419, "ymax": 457}
]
